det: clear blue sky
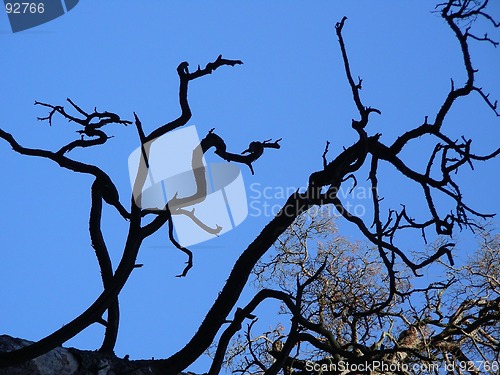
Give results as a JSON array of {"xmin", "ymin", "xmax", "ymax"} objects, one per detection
[{"xmin": 0, "ymin": 1, "xmax": 499, "ymax": 373}]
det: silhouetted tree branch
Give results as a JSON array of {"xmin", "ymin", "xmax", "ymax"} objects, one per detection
[
  {"xmin": 0, "ymin": 55, "xmax": 278, "ymax": 369},
  {"xmin": 215, "ymin": 213, "xmax": 499, "ymax": 375},
  {"xmin": 0, "ymin": 1, "xmax": 498, "ymax": 374},
  {"xmin": 162, "ymin": 2, "xmax": 499, "ymax": 372}
]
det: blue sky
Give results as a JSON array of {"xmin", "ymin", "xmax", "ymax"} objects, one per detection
[{"xmin": 0, "ymin": 1, "xmax": 499, "ymax": 373}]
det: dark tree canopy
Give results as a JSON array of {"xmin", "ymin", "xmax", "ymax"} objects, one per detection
[{"xmin": 0, "ymin": 1, "xmax": 499, "ymax": 374}]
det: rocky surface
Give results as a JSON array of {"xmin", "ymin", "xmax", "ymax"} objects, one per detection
[{"xmin": 0, "ymin": 335, "xmax": 191, "ymax": 375}]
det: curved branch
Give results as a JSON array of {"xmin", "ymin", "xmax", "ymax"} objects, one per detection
[
  {"xmin": 90, "ymin": 180, "xmax": 119, "ymax": 353},
  {"xmin": 201, "ymin": 130, "xmax": 281, "ymax": 175},
  {"xmin": 0, "ymin": 204, "xmax": 144, "ymax": 367},
  {"xmin": 145, "ymin": 55, "xmax": 243, "ymax": 142}
]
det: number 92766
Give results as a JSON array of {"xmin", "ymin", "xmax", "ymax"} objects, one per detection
[{"xmin": 5, "ymin": 2, "xmax": 45, "ymax": 14}]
